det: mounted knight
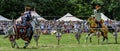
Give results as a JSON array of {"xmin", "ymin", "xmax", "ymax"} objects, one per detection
[
  {"xmin": 4, "ymin": 6, "xmax": 40, "ymax": 48},
  {"xmin": 15, "ymin": 7, "xmax": 33, "ymax": 38}
]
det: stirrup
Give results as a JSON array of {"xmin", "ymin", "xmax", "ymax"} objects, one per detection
[{"xmin": 26, "ymin": 32, "xmax": 30, "ymax": 37}]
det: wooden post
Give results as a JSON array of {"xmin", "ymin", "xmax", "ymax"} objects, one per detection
[
  {"xmin": 114, "ymin": 18, "xmax": 118, "ymax": 44},
  {"xmin": 56, "ymin": 31, "xmax": 61, "ymax": 45}
]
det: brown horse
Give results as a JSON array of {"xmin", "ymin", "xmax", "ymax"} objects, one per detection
[
  {"xmin": 4, "ymin": 17, "xmax": 40, "ymax": 48},
  {"xmin": 85, "ymin": 17, "xmax": 108, "ymax": 44}
]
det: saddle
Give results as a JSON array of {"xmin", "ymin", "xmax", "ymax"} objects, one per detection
[
  {"xmin": 15, "ymin": 22, "xmax": 31, "ymax": 35},
  {"xmin": 14, "ymin": 22, "xmax": 31, "ymax": 39},
  {"xmin": 16, "ymin": 22, "xmax": 30, "ymax": 29},
  {"xmin": 16, "ymin": 26, "xmax": 28, "ymax": 30}
]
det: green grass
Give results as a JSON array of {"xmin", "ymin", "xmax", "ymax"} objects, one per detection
[{"xmin": 0, "ymin": 32, "xmax": 120, "ymax": 51}]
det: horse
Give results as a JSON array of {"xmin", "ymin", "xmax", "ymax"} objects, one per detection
[
  {"xmin": 106, "ymin": 21, "xmax": 119, "ymax": 44},
  {"xmin": 4, "ymin": 16, "xmax": 40, "ymax": 48},
  {"xmin": 85, "ymin": 17, "xmax": 108, "ymax": 44}
]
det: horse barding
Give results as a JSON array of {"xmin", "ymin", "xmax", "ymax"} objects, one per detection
[
  {"xmin": 105, "ymin": 20, "xmax": 119, "ymax": 44},
  {"xmin": 85, "ymin": 17, "xmax": 108, "ymax": 44},
  {"xmin": 4, "ymin": 15, "xmax": 40, "ymax": 48}
]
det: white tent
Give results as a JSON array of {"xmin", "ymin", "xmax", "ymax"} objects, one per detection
[
  {"xmin": 101, "ymin": 13, "xmax": 111, "ymax": 21},
  {"xmin": 16, "ymin": 17, "xmax": 21, "ymax": 22},
  {"xmin": 57, "ymin": 13, "xmax": 83, "ymax": 21},
  {"xmin": 31, "ymin": 11, "xmax": 47, "ymax": 21},
  {"xmin": 16, "ymin": 11, "xmax": 46, "ymax": 21},
  {"xmin": 0, "ymin": 15, "xmax": 12, "ymax": 21}
]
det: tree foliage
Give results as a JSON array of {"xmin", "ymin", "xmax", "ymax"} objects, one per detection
[{"xmin": 0, "ymin": 0, "xmax": 120, "ymax": 20}]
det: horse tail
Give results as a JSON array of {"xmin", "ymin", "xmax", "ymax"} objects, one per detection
[{"xmin": 4, "ymin": 25, "xmax": 14, "ymax": 38}]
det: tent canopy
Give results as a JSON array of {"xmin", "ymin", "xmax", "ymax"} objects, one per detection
[
  {"xmin": 91, "ymin": 13, "xmax": 111, "ymax": 21},
  {"xmin": 101, "ymin": 13, "xmax": 111, "ymax": 21},
  {"xmin": 0, "ymin": 15, "xmax": 12, "ymax": 21},
  {"xmin": 57, "ymin": 13, "xmax": 83, "ymax": 21},
  {"xmin": 16, "ymin": 11, "xmax": 46, "ymax": 21},
  {"xmin": 31, "ymin": 11, "xmax": 47, "ymax": 21}
]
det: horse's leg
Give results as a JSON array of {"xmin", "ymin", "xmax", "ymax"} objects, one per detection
[
  {"xmin": 101, "ymin": 32, "xmax": 105, "ymax": 44},
  {"xmin": 10, "ymin": 37, "xmax": 17, "ymax": 48},
  {"xmin": 113, "ymin": 32, "xmax": 118, "ymax": 44},
  {"xmin": 23, "ymin": 35, "xmax": 30, "ymax": 48},
  {"xmin": 23, "ymin": 35, "xmax": 31, "ymax": 48},
  {"xmin": 98, "ymin": 36, "xmax": 100, "ymax": 44},
  {"xmin": 75, "ymin": 33, "xmax": 81, "ymax": 44},
  {"xmin": 9, "ymin": 35, "xmax": 19, "ymax": 48},
  {"xmin": 85, "ymin": 33, "xmax": 90, "ymax": 43},
  {"xmin": 23, "ymin": 35, "xmax": 33, "ymax": 49},
  {"xmin": 106, "ymin": 37, "xmax": 108, "ymax": 43},
  {"xmin": 33, "ymin": 34, "xmax": 40, "ymax": 47},
  {"xmin": 90, "ymin": 37, "xmax": 92, "ymax": 43},
  {"xmin": 115, "ymin": 36, "xmax": 117, "ymax": 44},
  {"xmin": 11, "ymin": 40, "xmax": 19, "ymax": 48},
  {"xmin": 102, "ymin": 36, "xmax": 108, "ymax": 44},
  {"xmin": 23, "ymin": 29, "xmax": 33, "ymax": 49},
  {"xmin": 78, "ymin": 34, "xmax": 81, "ymax": 44},
  {"xmin": 97, "ymin": 32, "xmax": 101, "ymax": 44},
  {"xmin": 102, "ymin": 37, "xmax": 105, "ymax": 44},
  {"xmin": 36, "ymin": 29, "xmax": 40, "ymax": 47},
  {"xmin": 23, "ymin": 41, "xmax": 30, "ymax": 49},
  {"xmin": 77, "ymin": 39, "xmax": 80, "ymax": 44},
  {"xmin": 89, "ymin": 33, "xmax": 94, "ymax": 43},
  {"xmin": 105, "ymin": 32, "xmax": 108, "ymax": 44},
  {"xmin": 36, "ymin": 39, "xmax": 38, "ymax": 47},
  {"xmin": 95, "ymin": 31, "xmax": 101, "ymax": 44},
  {"xmin": 11, "ymin": 41, "xmax": 15, "ymax": 48}
]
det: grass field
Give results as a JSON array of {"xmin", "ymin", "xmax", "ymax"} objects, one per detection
[{"xmin": 0, "ymin": 33, "xmax": 120, "ymax": 51}]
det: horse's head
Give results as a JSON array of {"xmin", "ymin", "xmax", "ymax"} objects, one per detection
[
  {"xmin": 33, "ymin": 16, "xmax": 40, "ymax": 26},
  {"xmin": 29, "ymin": 11, "xmax": 40, "ymax": 26}
]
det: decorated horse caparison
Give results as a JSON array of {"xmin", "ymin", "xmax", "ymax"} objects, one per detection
[
  {"xmin": 85, "ymin": 17, "xmax": 108, "ymax": 44},
  {"xmin": 4, "ymin": 10, "xmax": 40, "ymax": 48}
]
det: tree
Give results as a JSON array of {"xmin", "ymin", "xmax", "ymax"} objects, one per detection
[
  {"xmin": 0, "ymin": 0, "xmax": 120, "ymax": 20},
  {"xmin": 0, "ymin": 0, "xmax": 24, "ymax": 19}
]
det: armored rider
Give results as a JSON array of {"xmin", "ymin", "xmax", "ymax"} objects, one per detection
[
  {"xmin": 20, "ymin": 7, "xmax": 32, "ymax": 37},
  {"xmin": 93, "ymin": 4, "xmax": 102, "ymax": 29}
]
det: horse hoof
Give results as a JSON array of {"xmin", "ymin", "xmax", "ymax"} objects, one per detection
[
  {"xmin": 12, "ymin": 46, "xmax": 15, "ymax": 48},
  {"xmin": 12, "ymin": 45, "xmax": 15, "ymax": 48},
  {"xmin": 17, "ymin": 47, "xmax": 19, "ymax": 48},
  {"xmin": 23, "ymin": 46, "xmax": 26, "ymax": 49}
]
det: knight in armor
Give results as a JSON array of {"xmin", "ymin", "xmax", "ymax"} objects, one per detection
[
  {"xmin": 93, "ymin": 4, "xmax": 102, "ymax": 29},
  {"xmin": 20, "ymin": 13, "xmax": 27, "ymax": 26},
  {"xmin": 20, "ymin": 7, "xmax": 32, "ymax": 37}
]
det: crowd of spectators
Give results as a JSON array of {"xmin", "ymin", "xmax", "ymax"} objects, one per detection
[
  {"xmin": 0, "ymin": 21, "xmax": 12, "ymax": 34},
  {"xmin": 0, "ymin": 19, "xmax": 118, "ymax": 35},
  {"xmin": 38, "ymin": 20, "xmax": 88, "ymax": 34},
  {"xmin": 38, "ymin": 19, "xmax": 118, "ymax": 34}
]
